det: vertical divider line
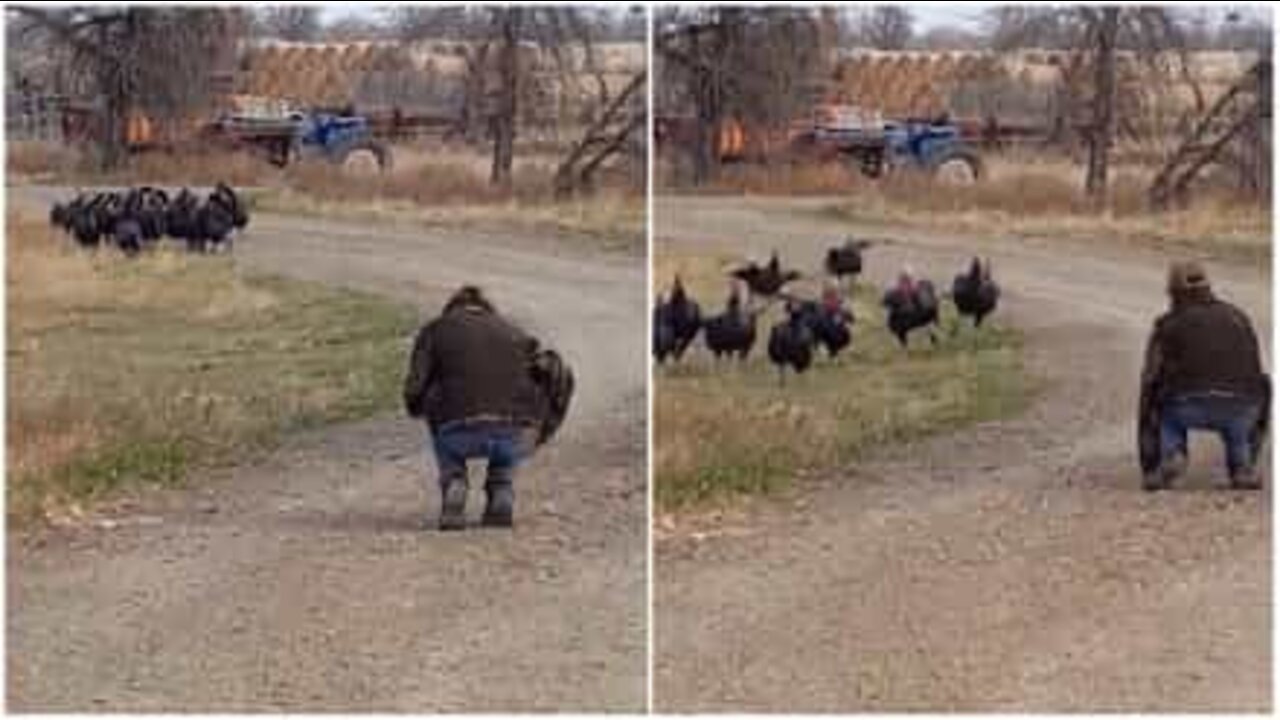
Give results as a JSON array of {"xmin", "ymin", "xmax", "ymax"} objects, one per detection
[{"xmin": 645, "ymin": 1, "xmax": 657, "ymax": 713}]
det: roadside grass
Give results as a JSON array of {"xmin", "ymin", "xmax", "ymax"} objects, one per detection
[
  {"xmin": 253, "ymin": 184, "xmax": 646, "ymax": 254},
  {"xmin": 265, "ymin": 148, "xmax": 644, "ymax": 251},
  {"xmin": 821, "ymin": 169, "xmax": 1270, "ymax": 265},
  {"xmin": 653, "ymin": 247, "xmax": 1030, "ymax": 512},
  {"xmin": 660, "ymin": 152, "xmax": 1270, "ymax": 264},
  {"xmin": 5, "ymin": 141, "xmax": 279, "ymax": 188},
  {"xmin": 7, "ymin": 211, "xmax": 418, "ymax": 524}
]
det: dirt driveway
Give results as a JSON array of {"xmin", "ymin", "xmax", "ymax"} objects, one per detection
[
  {"xmin": 654, "ymin": 195, "xmax": 1270, "ymax": 712},
  {"xmin": 7, "ymin": 189, "xmax": 647, "ymax": 712}
]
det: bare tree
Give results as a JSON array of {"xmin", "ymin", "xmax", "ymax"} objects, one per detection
[
  {"xmin": 554, "ymin": 69, "xmax": 646, "ymax": 197},
  {"xmin": 985, "ymin": 6, "xmax": 1198, "ymax": 199},
  {"xmin": 490, "ymin": 7, "xmax": 521, "ymax": 187},
  {"xmin": 917, "ymin": 26, "xmax": 984, "ymax": 51},
  {"xmin": 856, "ymin": 6, "xmax": 914, "ymax": 50},
  {"xmin": 1215, "ymin": 11, "xmax": 1272, "ymax": 54},
  {"xmin": 10, "ymin": 6, "xmax": 242, "ymax": 169},
  {"xmin": 1082, "ymin": 7, "xmax": 1120, "ymax": 200},
  {"xmin": 986, "ymin": 6, "xmax": 1076, "ymax": 50},
  {"xmin": 385, "ymin": 6, "xmax": 489, "ymax": 41},
  {"xmin": 393, "ymin": 6, "xmax": 608, "ymax": 188},
  {"xmin": 254, "ymin": 6, "xmax": 320, "ymax": 42},
  {"xmin": 323, "ymin": 16, "xmax": 386, "ymax": 42},
  {"xmin": 658, "ymin": 7, "xmax": 822, "ymax": 184}
]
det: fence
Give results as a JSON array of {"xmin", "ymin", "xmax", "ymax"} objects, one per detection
[{"xmin": 6, "ymin": 93, "xmax": 70, "ymax": 143}]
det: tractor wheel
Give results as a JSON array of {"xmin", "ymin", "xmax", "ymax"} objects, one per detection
[
  {"xmin": 850, "ymin": 147, "xmax": 886, "ymax": 179},
  {"xmin": 932, "ymin": 148, "xmax": 984, "ymax": 184},
  {"xmin": 338, "ymin": 141, "xmax": 393, "ymax": 174}
]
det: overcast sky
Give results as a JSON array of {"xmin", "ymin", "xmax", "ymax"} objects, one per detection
[{"xmin": 316, "ymin": 3, "xmax": 1272, "ymax": 33}]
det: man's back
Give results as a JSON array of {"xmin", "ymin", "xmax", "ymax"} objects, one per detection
[
  {"xmin": 409, "ymin": 305, "xmax": 541, "ymax": 429},
  {"xmin": 1154, "ymin": 296, "xmax": 1263, "ymax": 398}
]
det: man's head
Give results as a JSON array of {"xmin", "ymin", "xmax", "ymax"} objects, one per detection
[
  {"xmin": 1167, "ymin": 261, "xmax": 1212, "ymax": 303},
  {"xmin": 444, "ymin": 285, "xmax": 495, "ymax": 314}
]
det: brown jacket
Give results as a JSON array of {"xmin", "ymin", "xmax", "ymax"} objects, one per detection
[
  {"xmin": 1141, "ymin": 290, "xmax": 1265, "ymax": 401},
  {"xmin": 403, "ymin": 303, "xmax": 542, "ymax": 431}
]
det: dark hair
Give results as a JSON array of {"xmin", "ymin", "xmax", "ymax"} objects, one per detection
[{"xmin": 444, "ymin": 285, "xmax": 495, "ymax": 314}]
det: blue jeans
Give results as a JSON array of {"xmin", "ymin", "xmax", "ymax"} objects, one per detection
[
  {"xmin": 430, "ymin": 422, "xmax": 531, "ymax": 490},
  {"xmin": 1160, "ymin": 393, "xmax": 1261, "ymax": 475}
]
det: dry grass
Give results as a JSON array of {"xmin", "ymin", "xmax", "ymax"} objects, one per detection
[
  {"xmin": 653, "ymin": 245, "xmax": 1029, "ymax": 512},
  {"xmin": 107, "ymin": 150, "xmax": 280, "ymax": 187},
  {"xmin": 256, "ymin": 152, "xmax": 646, "ymax": 253},
  {"xmin": 7, "ymin": 211, "xmax": 417, "ymax": 523},
  {"xmin": 6, "ymin": 140, "xmax": 281, "ymax": 187},
  {"xmin": 661, "ymin": 151, "xmax": 1269, "ymax": 263},
  {"xmin": 284, "ymin": 151, "xmax": 549, "ymax": 205},
  {"xmin": 6, "ymin": 141, "xmax": 82, "ymax": 180},
  {"xmin": 677, "ymin": 159, "xmax": 865, "ymax": 196},
  {"xmin": 828, "ymin": 169, "xmax": 1270, "ymax": 263}
]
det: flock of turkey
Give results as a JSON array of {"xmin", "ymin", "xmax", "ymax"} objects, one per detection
[
  {"xmin": 48, "ymin": 183, "xmax": 250, "ymax": 256},
  {"xmin": 654, "ymin": 239, "xmax": 1002, "ymax": 382}
]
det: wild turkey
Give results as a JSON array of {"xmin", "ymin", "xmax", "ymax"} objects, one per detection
[
  {"xmin": 796, "ymin": 293, "xmax": 855, "ymax": 359},
  {"xmin": 824, "ymin": 238, "xmax": 874, "ymax": 288},
  {"xmin": 703, "ymin": 282, "xmax": 758, "ymax": 360},
  {"xmin": 952, "ymin": 257, "xmax": 1000, "ymax": 329},
  {"xmin": 883, "ymin": 269, "xmax": 940, "ymax": 348},
  {"xmin": 653, "ymin": 294, "xmax": 677, "ymax": 364},
  {"xmin": 654, "ymin": 276, "xmax": 702, "ymax": 363},
  {"xmin": 730, "ymin": 250, "xmax": 801, "ymax": 301},
  {"xmin": 768, "ymin": 300, "xmax": 815, "ymax": 383}
]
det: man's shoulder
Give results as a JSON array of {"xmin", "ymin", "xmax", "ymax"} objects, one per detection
[
  {"xmin": 430, "ymin": 308, "xmax": 533, "ymax": 344},
  {"xmin": 1213, "ymin": 298, "xmax": 1257, "ymax": 334},
  {"xmin": 416, "ymin": 315, "xmax": 444, "ymax": 337}
]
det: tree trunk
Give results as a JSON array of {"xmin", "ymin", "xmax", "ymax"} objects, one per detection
[
  {"xmin": 692, "ymin": 68, "xmax": 720, "ymax": 185},
  {"xmin": 690, "ymin": 22, "xmax": 726, "ymax": 186},
  {"xmin": 97, "ymin": 22, "xmax": 129, "ymax": 171},
  {"xmin": 490, "ymin": 8, "xmax": 521, "ymax": 188},
  {"xmin": 554, "ymin": 71, "xmax": 645, "ymax": 198},
  {"xmin": 1085, "ymin": 7, "xmax": 1119, "ymax": 201}
]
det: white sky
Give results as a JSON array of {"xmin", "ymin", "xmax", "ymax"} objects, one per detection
[{"xmin": 315, "ymin": 3, "xmax": 1273, "ymax": 33}]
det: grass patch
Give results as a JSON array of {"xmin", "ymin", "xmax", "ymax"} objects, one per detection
[
  {"xmin": 654, "ymin": 247, "xmax": 1030, "ymax": 512},
  {"xmin": 7, "ymin": 211, "xmax": 419, "ymax": 524}
]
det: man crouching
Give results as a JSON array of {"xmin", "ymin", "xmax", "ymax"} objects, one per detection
[
  {"xmin": 403, "ymin": 285, "xmax": 546, "ymax": 530},
  {"xmin": 1139, "ymin": 261, "xmax": 1269, "ymax": 491}
]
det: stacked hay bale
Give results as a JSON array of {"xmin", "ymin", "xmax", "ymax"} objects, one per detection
[{"xmin": 235, "ymin": 37, "xmax": 645, "ymax": 140}]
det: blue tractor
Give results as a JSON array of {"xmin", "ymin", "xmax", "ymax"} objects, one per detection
[
  {"xmin": 210, "ymin": 108, "xmax": 393, "ymax": 171},
  {"xmin": 290, "ymin": 111, "xmax": 392, "ymax": 170},
  {"xmin": 813, "ymin": 115, "xmax": 985, "ymax": 182}
]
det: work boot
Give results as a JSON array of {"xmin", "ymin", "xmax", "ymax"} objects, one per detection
[
  {"xmin": 1155, "ymin": 451, "xmax": 1188, "ymax": 490},
  {"xmin": 1142, "ymin": 471, "xmax": 1167, "ymax": 492},
  {"xmin": 439, "ymin": 480, "xmax": 468, "ymax": 531},
  {"xmin": 482, "ymin": 483, "xmax": 514, "ymax": 528},
  {"xmin": 1230, "ymin": 465, "xmax": 1263, "ymax": 491}
]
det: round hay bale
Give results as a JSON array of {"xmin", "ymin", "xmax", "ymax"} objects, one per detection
[{"xmin": 339, "ymin": 45, "xmax": 363, "ymax": 70}]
